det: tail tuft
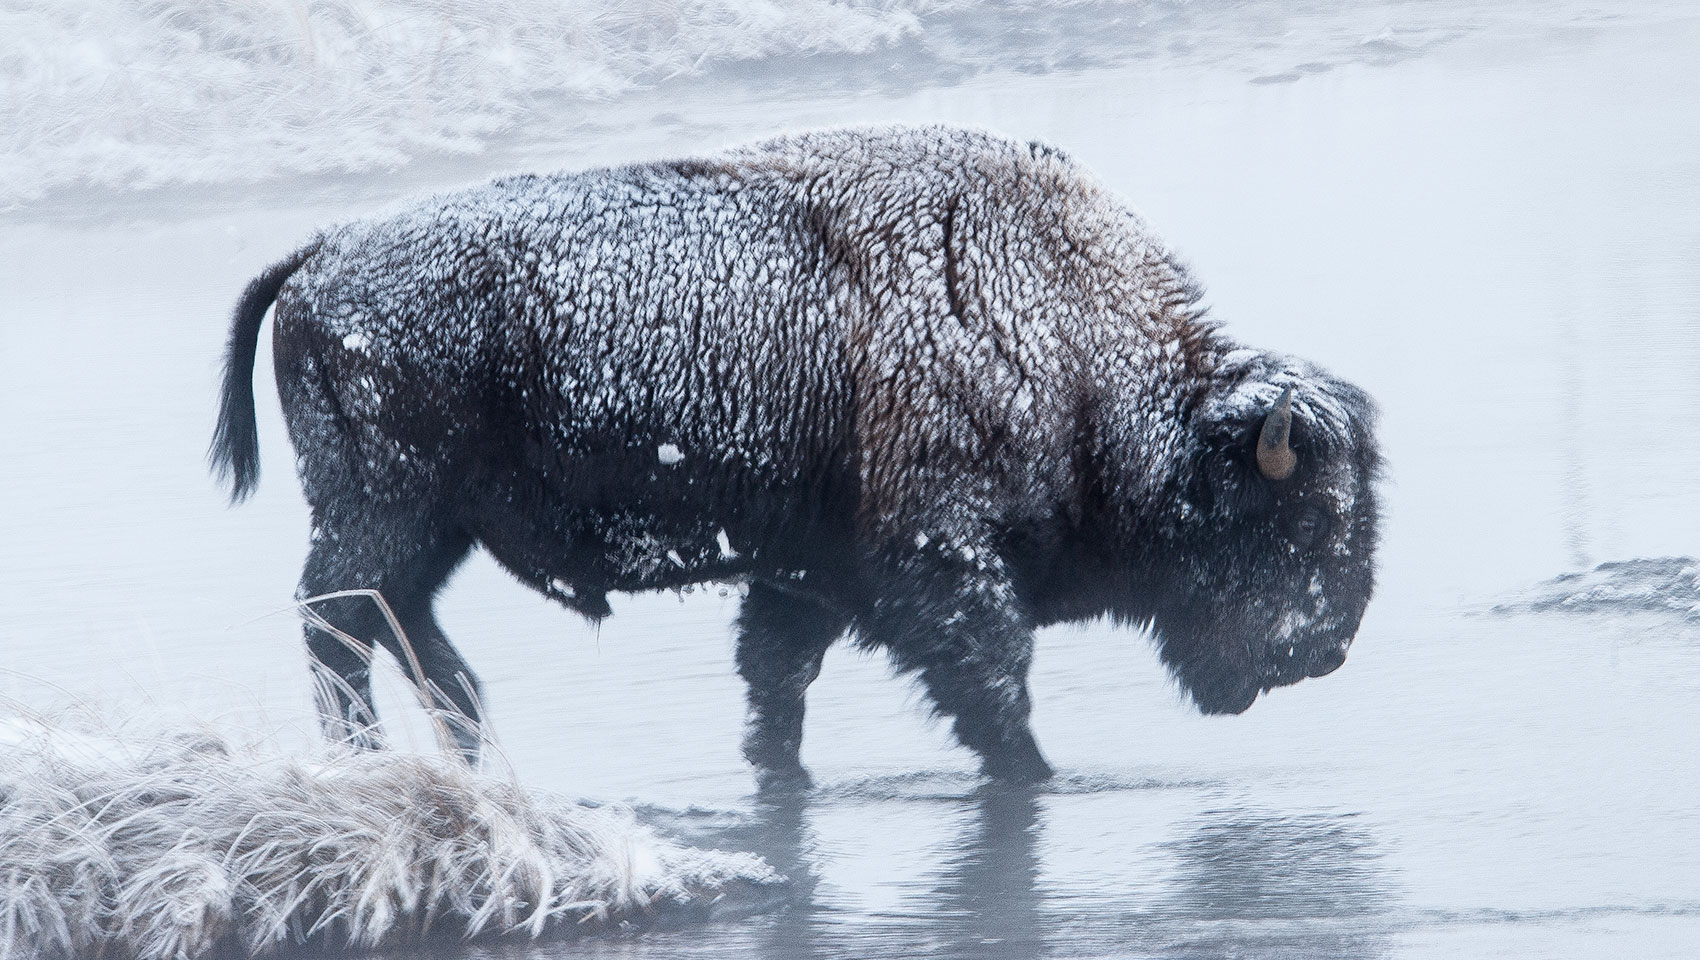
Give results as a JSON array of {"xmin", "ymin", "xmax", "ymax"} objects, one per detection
[{"xmin": 210, "ymin": 242, "xmax": 318, "ymax": 503}]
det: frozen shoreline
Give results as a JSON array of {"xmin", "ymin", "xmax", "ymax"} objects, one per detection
[{"xmin": 3, "ymin": 0, "xmax": 1677, "ymax": 221}]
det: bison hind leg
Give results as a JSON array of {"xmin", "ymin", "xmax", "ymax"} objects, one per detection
[
  {"xmin": 299, "ymin": 517, "xmax": 483, "ymax": 763},
  {"xmin": 304, "ymin": 608, "xmax": 385, "ymax": 753}
]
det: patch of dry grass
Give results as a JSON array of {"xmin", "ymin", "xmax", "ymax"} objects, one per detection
[
  {"xmin": 0, "ymin": 589, "xmax": 779, "ymax": 959},
  {"xmin": 0, "ymin": 715, "xmax": 778, "ymax": 959}
]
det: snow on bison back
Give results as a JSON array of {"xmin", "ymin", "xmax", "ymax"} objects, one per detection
[{"xmin": 211, "ymin": 124, "xmax": 1382, "ymax": 789}]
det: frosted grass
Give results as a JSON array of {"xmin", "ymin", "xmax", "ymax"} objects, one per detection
[
  {"xmin": 0, "ymin": 712, "xmax": 780, "ymax": 960},
  {"xmin": 0, "ymin": 585, "xmax": 777, "ymax": 960},
  {"xmin": 0, "ymin": 0, "xmax": 1001, "ymax": 209}
]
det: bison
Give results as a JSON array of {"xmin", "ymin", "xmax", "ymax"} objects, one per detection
[{"xmin": 212, "ymin": 125, "xmax": 1381, "ymax": 787}]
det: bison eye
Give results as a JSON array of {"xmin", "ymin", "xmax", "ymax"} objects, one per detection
[{"xmin": 1287, "ymin": 505, "xmax": 1329, "ymax": 550}]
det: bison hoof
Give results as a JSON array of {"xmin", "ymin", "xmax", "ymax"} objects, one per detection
[
  {"xmin": 980, "ymin": 750, "xmax": 1054, "ymax": 785},
  {"xmin": 754, "ymin": 763, "xmax": 815, "ymax": 795},
  {"xmin": 447, "ymin": 724, "xmax": 483, "ymax": 768}
]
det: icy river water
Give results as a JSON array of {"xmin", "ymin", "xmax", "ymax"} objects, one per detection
[{"xmin": 4, "ymin": 2, "xmax": 1700, "ymax": 957}]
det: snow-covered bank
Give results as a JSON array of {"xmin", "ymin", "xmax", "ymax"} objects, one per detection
[
  {"xmin": 0, "ymin": 0, "xmax": 909, "ymax": 207},
  {"xmin": 1491, "ymin": 558, "xmax": 1700, "ymax": 620},
  {"xmin": 3, "ymin": 0, "xmax": 1670, "ymax": 216},
  {"xmin": 0, "ymin": 717, "xmax": 779, "ymax": 960},
  {"xmin": 0, "ymin": 0, "xmax": 1151, "ymax": 210}
]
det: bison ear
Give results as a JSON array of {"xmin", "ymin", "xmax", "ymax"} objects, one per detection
[{"xmin": 1256, "ymin": 387, "xmax": 1297, "ymax": 481}]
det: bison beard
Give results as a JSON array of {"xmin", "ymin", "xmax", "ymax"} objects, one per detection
[{"xmin": 211, "ymin": 125, "xmax": 1382, "ymax": 788}]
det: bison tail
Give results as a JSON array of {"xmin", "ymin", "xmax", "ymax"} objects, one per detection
[{"xmin": 209, "ymin": 241, "xmax": 320, "ymax": 503}]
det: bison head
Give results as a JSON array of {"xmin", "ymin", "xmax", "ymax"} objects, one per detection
[{"xmin": 1143, "ymin": 357, "xmax": 1382, "ymax": 715}]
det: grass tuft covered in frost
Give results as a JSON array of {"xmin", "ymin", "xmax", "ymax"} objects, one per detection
[{"xmin": 0, "ymin": 714, "xmax": 779, "ymax": 959}]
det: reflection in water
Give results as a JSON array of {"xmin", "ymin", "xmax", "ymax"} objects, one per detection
[
  {"xmin": 738, "ymin": 782, "xmax": 1049, "ymax": 960},
  {"xmin": 1012, "ymin": 806, "xmax": 1398, "ymax": 959},
  {"xmin": 743, "ymin": 796, "xmax": 828, "ymax": 960},
  {"xmin": 1142, "ymin": 810, "xmax": 1396, "ymax": 959},
  {"xmin": 931, "ymin": 786, "xmax": 1047, "ymax": 960},
  {"xmin": 620, "ymin": 786, "xmax": 1396, "ymax": 960}
]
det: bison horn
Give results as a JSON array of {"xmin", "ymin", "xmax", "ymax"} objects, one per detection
[{"xmin": 1256, "ymin": 386, "xmax": 1298, "ymax": 480}]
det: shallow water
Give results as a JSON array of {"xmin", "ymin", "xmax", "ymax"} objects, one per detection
[{"xmin": 4, "ymin": 2, "xmax": 1700, "ymax": 957}]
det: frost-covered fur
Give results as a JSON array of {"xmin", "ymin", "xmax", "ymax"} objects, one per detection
[
  {"xmin": 0, "ymin": 717, "xmax": 776, "ymax": 960},
  {"xmin": 212, "ymin": 124, "xmax": 1382, "ymax": 787}
]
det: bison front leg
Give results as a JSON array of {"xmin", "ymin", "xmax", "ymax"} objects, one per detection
[
  {"xmin": 863, "ymin": 545, "xmax": 1054, "ymax": 784},
  {"xmin": 735, "ymin": 582, "xmax": 851, "ymax": 792},
  {"xmin": 298, "ymin": 514, "xmax": 481, "ymax": 763}
]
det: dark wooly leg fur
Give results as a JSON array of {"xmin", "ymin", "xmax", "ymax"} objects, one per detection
[
  {"xmin": 859, "ymin": 542, "xmax": 1054, "ymax": 784},
  {"xmin": 735, "ymin": 582, "xmax": 851, "ymax": 791},
  {"xmin": 298, "ymin": 518, "xmax": 481, "ymax": 762},
  {"xmin": 303, "ymin": 598, "xmax": 384, "ymax": 752},
  {"xmin": 393, "ymin": 607, "xmax": 485, "ymax": 762}
]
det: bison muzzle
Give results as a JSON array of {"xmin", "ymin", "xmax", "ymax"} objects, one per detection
[{"xmin": 211, "ymin": 125, "xmax": 1382, "ymax": 788}]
